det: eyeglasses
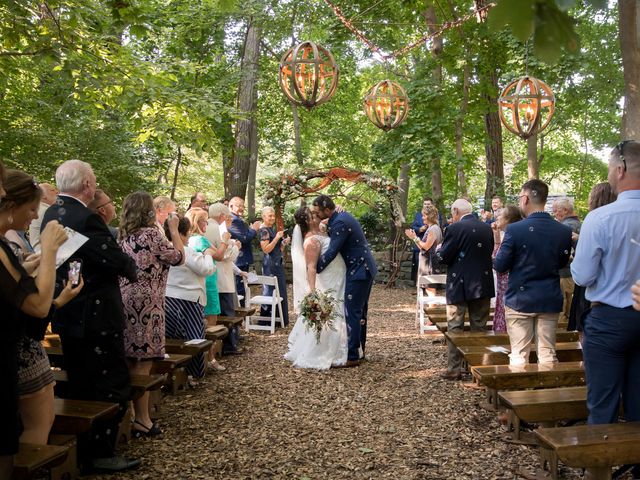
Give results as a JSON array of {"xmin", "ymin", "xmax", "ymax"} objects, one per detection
[
  {"xmin": 95, "ymin": 200, "xmax": 113, "ymax": 209},
  {"xmin": 615, "ymin": 140, "xmax": 632, "ymax": 172}
]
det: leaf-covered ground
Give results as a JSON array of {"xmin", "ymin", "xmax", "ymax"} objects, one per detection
[{"xmin": 92, "ymin": 286, "xmax": 594, "ymax": 480}]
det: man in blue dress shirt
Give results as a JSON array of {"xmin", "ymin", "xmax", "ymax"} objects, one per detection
[
  {"xmin": 494, "ymin": 179, "xmax": 572, "ymax": 366},
  {"xmin": 571, "ymin": 141, "xmax": 640, "ymax": 441}
]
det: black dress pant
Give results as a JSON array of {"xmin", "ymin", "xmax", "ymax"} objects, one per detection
[{"xmin": 60, "ymin": 333, "xmax": 131, "ymax": 461}]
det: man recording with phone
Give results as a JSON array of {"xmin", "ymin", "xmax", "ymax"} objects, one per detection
[{"xmin": 41, "ymin": 160, "xmax": 139, "ymax": 474}]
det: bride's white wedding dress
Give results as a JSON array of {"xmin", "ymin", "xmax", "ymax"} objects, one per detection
[{"xmin": 284, "ymin": 232, "xmax": 348, "ymax": 369}]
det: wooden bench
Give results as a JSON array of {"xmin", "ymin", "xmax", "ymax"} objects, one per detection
[
  {"xmin": 498, "ymin": 386, "xmax": 588, "ymax": 440},
  {"xmin": 152, "ymin": 353, "xmax": 192, "ymax": 394},
  {"xmin": 536, "ymin": 422, "xmax": 640, "ymax": 480},
  {"xmin": 235, "ymin": 306, "xmax": 256, "ymax": 318},
  {"xmin": 471, "ymin": 361, "xmax": 585, "ymax": 409},
  {"xmin": 52, "ymin": 398, "xmax": 119, "ymax": 435},
  {"xmin": 435, "ymin": 321, "xmax": 494, "ymax": 333},
  {"xmin": 458, "ymin": 342, "xmax": 583, "ymax": 367},
  {"xmin": 13, "ymin": 443, "xmax": 68, "ymax": 480},
  {"xmin": 445, "ymin": 330, "xmax": 579, "ymax": 348},
  {"xmin": 217, "ymin": 316, "xmax": 244, "ymax": 328},
  {"xmin": 164, "ymin": 338, "xmax": 213, "ymax": 357},
  {"xmin": 52, "ymin": 370, "xmax": 166, "ymax": 401}
]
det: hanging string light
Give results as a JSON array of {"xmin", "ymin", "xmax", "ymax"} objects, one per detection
[
  {"xmin": 363, "ymin": 80, "xmax": 409, "ymax": 131},
  {"xmin": 498, "ymin": 76, "xmax": 555, "ymax": 139},
  {"xmin": 278, "ymin": 41, "xmax": 339, "ymax": 109}
]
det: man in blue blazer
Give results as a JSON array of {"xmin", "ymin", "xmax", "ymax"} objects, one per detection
[
  {"xmin": 228, "ymin": 196, "xmax": 261, "ymax": 299},
  {"xmin": 437, "ymin": 198, "xmax": 495, "ymax": 380},
  {"xmin": 313, "ymin": 195, "xmax": 377, "ymax": 367},
  {"xmin": 494, "ymin": 179, "xmax": 571, "ymax": 366}
]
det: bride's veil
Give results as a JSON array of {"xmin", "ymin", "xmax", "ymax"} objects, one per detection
[{"xmin": 291, "ymin": 224, "xmax": 308, "ymax": 315}]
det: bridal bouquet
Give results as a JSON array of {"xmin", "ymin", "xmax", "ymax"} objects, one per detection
[{"xmin": 300, "ymin": 290, "xmax": 340, "ymax": 344}]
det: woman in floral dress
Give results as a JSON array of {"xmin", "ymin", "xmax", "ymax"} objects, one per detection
[
  {"xmin": 491, "ymin": 205, "xmax": 523, "ymax": 333},
  {"xmin": 119, "ymin": 192, "xmax": 183, "ymax": 437}
]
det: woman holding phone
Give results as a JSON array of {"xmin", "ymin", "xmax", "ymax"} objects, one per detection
[{"xmin": 0, "ymin": 167, "xmax": 82, "ymax": 478}]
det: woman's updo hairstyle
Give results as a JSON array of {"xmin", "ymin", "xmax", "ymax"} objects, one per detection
[
  {"xmin": 0, "ymin": 169, "xmax": 42, "ymax": 212},
  {"xmin": 294, "ymin": 207, "xmax": 311, "ymax": 238}
]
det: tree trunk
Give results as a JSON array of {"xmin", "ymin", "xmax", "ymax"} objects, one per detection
[
  {"xmin": 527, "ymin": 134, "xmax": 539, "ymax": 179},
  {"xmin": 226, "ymin": 16, "xmax": 261, "ymax": 199},
  {"xmin": 246, "ymin": 116, "xmax": 258, "ymax": 220},
  {"xmin": 425, "ymin": 6, "xmax": 444, "ymax": 209},
  {"xmin": 292, "ymin": 103, "xmax": 303, "ymax": 165},
  {"xmin": 170, "ymin": 145, "xmax": 182, "ymax": 201},
  {"xmin": 619, "ymin": 0, "xmax": 640, "ymax": 139},
  {"xmin": 455, "ymin": 57, "xmax": 470, "ymax": 198},
  {"xmin": 397, "ymin": 162, "xmax": 410, "ymax": 218}
]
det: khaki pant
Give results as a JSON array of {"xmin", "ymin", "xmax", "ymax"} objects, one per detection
[
  {"xmin": 559, "ymin": 276, "xmax": 575, "ymax": 323},
  {"xmin": 446, "ymin": 298, "xmax": 491, "ymax": 373},
  {"xmin": 505, "ymin": 307, "xmax": 559, "ymax": 366}
]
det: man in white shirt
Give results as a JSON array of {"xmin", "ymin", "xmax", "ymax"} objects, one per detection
[{"xmin": 29, "ymin": 183, "xmax": 58, "ymax": 252}]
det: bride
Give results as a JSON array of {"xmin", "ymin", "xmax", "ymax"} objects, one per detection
[{"xmin": 284, "ymin": 207, "xmax": 348, "ymax": 369}]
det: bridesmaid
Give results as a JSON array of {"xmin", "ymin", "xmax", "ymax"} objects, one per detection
[{"xmin": 258, "ymin": 207, "xmax": 289, "ymax": 327}]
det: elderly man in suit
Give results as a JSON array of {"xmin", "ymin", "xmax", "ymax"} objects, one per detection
[
  {"xmin": 437, "ymin": 198, "xmax": 495, "ymax": 380},
  {"xmin": 495, "ymin": 179, "xmax": 572, "ymax": 366},
  {"xmin": 41, "ymin": 160, "xmax": 140, "ymax": 473}
]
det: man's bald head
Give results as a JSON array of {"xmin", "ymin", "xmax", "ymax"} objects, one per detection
[{"xmin": 39, "ymin": 183, "xmax": 58, "ymax": 205}]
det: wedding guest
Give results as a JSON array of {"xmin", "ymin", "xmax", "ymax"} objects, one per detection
[
  {"xmin": 437, "ymin": 199, "xmax": 495, "ymax": 380},
  {"xmin": 568, "ymin": 182, "xmax": 617, "ymax": 333},
  {"xmin": 405, "ymin": 205, "xmax": 443, "ymax": 277},
  {"xmin": 88, "ymin": 189, "xmax": 117, "ymax": 237},
  {"xmin": 552, "ymin": 197, "xmax": 581, "ymax": 323},
  {"xmin": 188, "ymin": 192, "xmax": 207, "ymax": 212},
  {"xmin": 41, "ymin": 160, "xmax": 140, "ymax": 473},
  {"xmin": 409, "ymin": 199, "xmax": 429, "ymax": 285},
  {"xmin": 118, "ymin": 191, "xmax": 183, "ymax": 438},
  {"xmin": 571, "ymin": 141, "xmax": 640, "ymax": 436},
  {"xmin": 495, "ymin": 179, "xmax": 571, "ymax": 366},
  {"xmin": 165, "ymin": 216, "xmax": 217, "ymax": 378},
  {"xmin": 0, "ymin": 165, "xmax": 67, "ymax": 479},
  {"xmin": 491, "ymin": 205, "xmax": 523, "ymax": 333},
  {"xmin": 153, "ymin": 196, "xmax": 175, "ymax": 234},
  {"xmin": 186, "ymin": 207, "xmax": 227, "ymax": 371},
  {"xmin": 228, "ymin": 196, "xmax": 261, "ymax": 300},
  {"xmin": 259, "ymin": 206, "xmax": 289, "ymax": 326},
  {"xmin": 207, "ymin": 203, "xmax": 244, "ymax": 354},
  {"xmin": 482, "ymin": 196, "xmax": 504, "ymax": 224},
  {"xmin": 1, "ymin": 170, "xmax": 85, "ymax": 446},
  {"xmin": 28, "ymin": 182, "xmax": 57, "ymax": 252}
]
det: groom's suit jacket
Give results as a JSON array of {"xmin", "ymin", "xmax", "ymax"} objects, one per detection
[{"xmin": 317, "ymin": 211, "xmax": 377, "ymax": 280}]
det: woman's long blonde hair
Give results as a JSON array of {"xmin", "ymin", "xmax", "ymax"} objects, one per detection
[{"xmin": 118, "ymin": 191, "xmax": 156, "ymax": 240}]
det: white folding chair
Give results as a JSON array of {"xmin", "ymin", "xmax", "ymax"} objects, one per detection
[
  {"xmin": 243, "ymin": 275, "xmax": 284, "ymax": 334},
  {"xmin": 416, "ymin": 274, "xmax": 447, "ymax": 334}
]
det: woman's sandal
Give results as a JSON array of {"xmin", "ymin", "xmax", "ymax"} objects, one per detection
[{"xmin": 132, "ymin": 420, "xmax": 162, "ymax": 438}]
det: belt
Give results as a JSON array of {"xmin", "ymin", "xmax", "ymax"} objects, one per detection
[{"xmin": 591, "ymin": 302, "xmax": 634, "ymax": 310}]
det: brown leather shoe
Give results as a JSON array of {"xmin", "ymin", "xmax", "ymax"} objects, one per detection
[{"xmin": 439, "ymin": 371, "xmax": 462, "ymax": 380}]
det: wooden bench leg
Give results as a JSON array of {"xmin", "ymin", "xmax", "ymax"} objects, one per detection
[
  {"xmin": 49, "ymin": 434, "xmax": 79, "ymax": 480},
  {"xmin": 508, "ymin": 410, "xmax": 521, "ymax": 439},
  {"xmin": 117, "ymin": 404, "xmax": 132, "ymax": 445},
  {"xmin": 149, "ymin": 389, "xmax": 163, "ymax": 415},
  {"xmin": 171, "ymin": 368, "xmax": 188, "ymax": 395},
  {"xmin": 584, "ymin": 467, "xmax": 612, "ymax": 480},
  {"xmin": 539, "ymin": 445, "xmax": 558, "ymax": 480}
]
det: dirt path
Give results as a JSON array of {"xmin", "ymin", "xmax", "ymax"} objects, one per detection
[{"xmin": 94, "ymin": 286, "xmax": 585, "ymax": 480}]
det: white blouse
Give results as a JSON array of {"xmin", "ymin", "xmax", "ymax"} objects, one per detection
[{"xmin": 166, "ymin": 246, "xmax": 216, "ymax": 306}]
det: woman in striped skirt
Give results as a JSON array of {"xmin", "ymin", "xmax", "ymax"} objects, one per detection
[{"xmin": 165, "ymin": 216, "xmax": 216, "ymax": 379}]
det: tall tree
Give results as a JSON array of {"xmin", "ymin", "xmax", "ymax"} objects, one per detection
[
  {"xmin": 226, "ymin": 15, "xmax": 262, "ymax": 201},
  {"xmin": 619, "ymin": 0, "xmax": 640, "ymax": 139}
]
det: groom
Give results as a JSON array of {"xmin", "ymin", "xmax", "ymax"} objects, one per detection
[{"xmin": 313, "ymin": 195, "xmax": 377, "ymax": 367}]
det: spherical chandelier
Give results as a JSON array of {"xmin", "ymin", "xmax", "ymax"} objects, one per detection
[
  {"xmin": 278, "ymin": 41, "xmax": 339, "ymax": 109},
  {"xmin": 363, "ymin": 80, "xmax": 409, "ymax": 131},
  {"xmin": 498, "ymin": 76, "xmax": 555, "ymax": 139}
]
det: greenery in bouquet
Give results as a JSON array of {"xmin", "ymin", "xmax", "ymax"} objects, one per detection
[{"xmin": 300, "ymin": 289, "xmax": 341, "ymax": 344}]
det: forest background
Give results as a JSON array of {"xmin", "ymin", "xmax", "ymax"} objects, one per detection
[{"xmin": 0, "ymin": 0, "xmax": 635, "ymax": 241}]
